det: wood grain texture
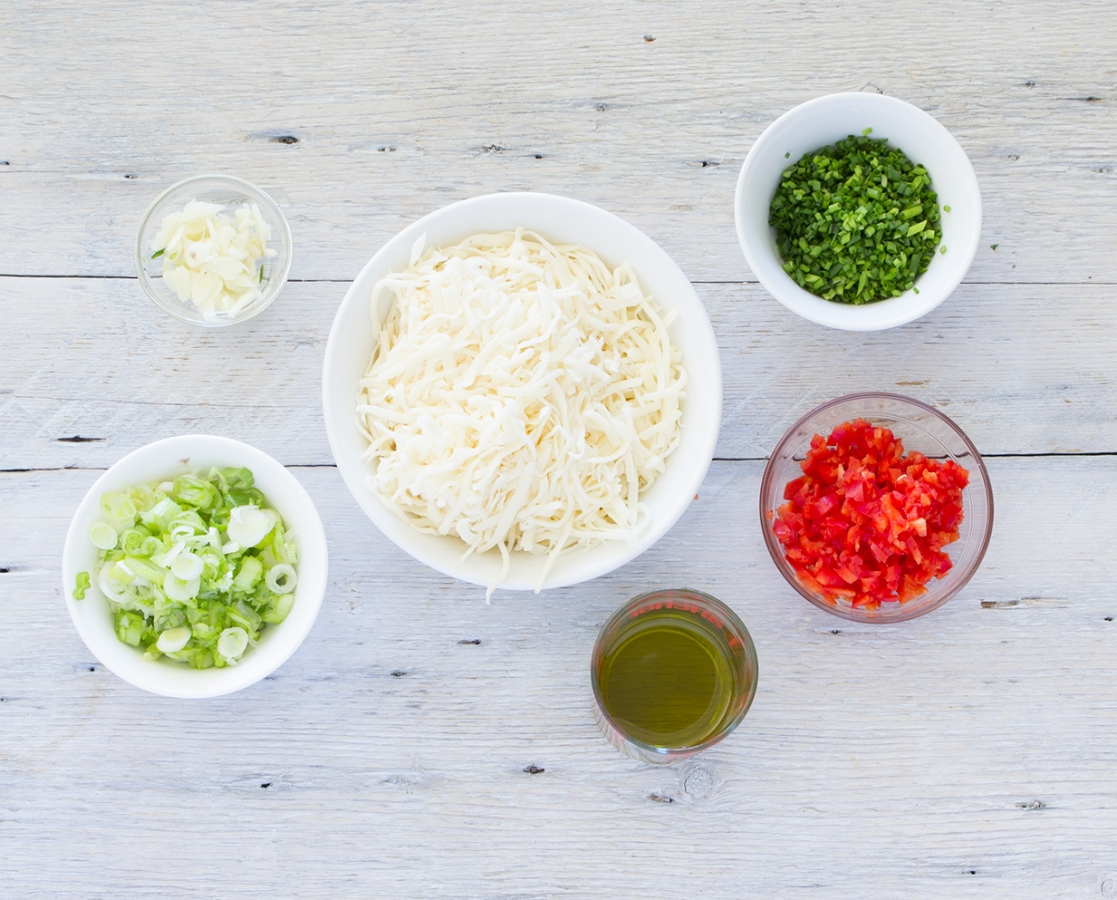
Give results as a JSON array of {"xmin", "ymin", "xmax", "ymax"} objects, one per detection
[
  {"xmin": 1, "ymin": 1, "xmax": 1116, "ymax": 284},
  {"xmin": 4, "ymin": 1, "xmax": 1117, "ymax": 897},
  {"xmin": 2, "ymin": 460, "xmax": 1115, "ymax": 899},
  {"xmin": 4, "ymin": 275, "xmax": 1117, "ymax": 468}
]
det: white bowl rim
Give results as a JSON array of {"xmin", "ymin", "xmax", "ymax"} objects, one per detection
[
  {"xmin": 322, "ymin": 190, "xmax": 723, "ymax": 593},
  {"xmin": 61, "ymin": 434, "xmax": 328, "ymax": 698},
  {"xmin": 735, "ymin": 92, "xmax": 982, "ymax": 332},
  {"xmin": 134, "ymin": 174, "xmax": 294, "ymax": 327}
]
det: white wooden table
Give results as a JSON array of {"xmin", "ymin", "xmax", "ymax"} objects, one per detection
[{"xmin": 3, "ymin": 2, "xmax": 1117, "ymax": 897}]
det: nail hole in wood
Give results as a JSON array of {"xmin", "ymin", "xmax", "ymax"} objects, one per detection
[{"xmin": 523, "ymin": 764, "xmax": 544, "ymax": 774}]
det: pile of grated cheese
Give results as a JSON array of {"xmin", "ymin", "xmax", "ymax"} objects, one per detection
[
  {"xmin": 151, "ymin": 200, "xmax": 276, "ymax": 320},
  {"xmin": 356, "ymin": 228, "xmax": 686, "ymax": 598}
]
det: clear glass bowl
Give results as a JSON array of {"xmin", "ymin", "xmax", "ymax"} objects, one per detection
[
  {"xmin": 590, "ymin": 588, "xmax": 758, "ymax": 764},
  {"xmin": 134, "ymin": 175, "xmax": 292, "ymax": 326},
  {"xmin": 760, "ymin": 393, "xmax": 994, "ymax": 623}
]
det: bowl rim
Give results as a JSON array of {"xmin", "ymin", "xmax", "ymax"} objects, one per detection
[
  {"xmin": 134, "ymin": 173, "xmax": 294, "ymax": 327},
  {"xmin": 735, "ymin": 92, "xmax": 983, "ymax": 332},
  {"xmin": 61, "ymin": 434, "xmax": 328, "ymax": 697},
  {"xmin": 322, "ymin": 190, "xmax": 723, "ymax": 593},
  {"xmin": 759, "ymin": 391, "xmax": 994, "ymax": 623}
]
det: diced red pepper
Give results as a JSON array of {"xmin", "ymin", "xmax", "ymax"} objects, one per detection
[{"xmin": 772, "ymin": 418, "xmax": 969, "ymax": 610}]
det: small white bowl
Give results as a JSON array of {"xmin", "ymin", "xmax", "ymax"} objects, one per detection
[
  {"xmin": 735, "ymin": 93, "xmax": 981, "ymax": 331},
  {"xmin": 323, "ymin": 192, "xmax": 722, "ymax": 593},
  {"xmin": 62, "ymin": 435, "xmax": 328, "ymax": 698},
  {"xmin": 135, "ymin": 175, "xmax": 293, "ymax": 327}
]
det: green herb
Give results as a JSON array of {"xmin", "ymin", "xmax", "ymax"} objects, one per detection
[
  {"xmin": 943, "ymin": 205, "xmax": 951, "ymax": 212},
  {"xmin": 73, "ymin": 571, "xmax": 90, "ymax": 600},
  {"xmin": 259, "ymin": 265, "xmax": 264, "ymax": 283},
  {"xmin": 785, "ymin": 152, "xmax": 790, "ymax": 158},
  {"xmin": 85, "ymin": 467, "xmax": 298, "ymax": 668},
  {"xmin": 151, "ymin": 248, "xmax": 164, "ymax": 259},
  {"xmin": 991, "ymin": 243, "xmax": 998, "ymax": 250},
  {"xmin": 768, "ymin": 133, "xmax": 942, "ymax": 304}
]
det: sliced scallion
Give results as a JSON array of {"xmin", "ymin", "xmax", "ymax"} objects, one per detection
[{"xmin": 83, "ymin": 467, "xmax": 297, "ymax": 669}]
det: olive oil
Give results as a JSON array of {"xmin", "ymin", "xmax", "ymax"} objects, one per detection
[{"xmin": 592, "ymin": 591, "xmax": 757, "ymax": 755}]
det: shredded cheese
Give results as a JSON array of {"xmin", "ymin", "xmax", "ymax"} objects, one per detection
[
  {"xmin": 356, "ymin": 228, "xmax": 686, "ymax": 598},
  {"xmin": 151, "ymin": 200, "xmax": 277, "ymax": 320}
]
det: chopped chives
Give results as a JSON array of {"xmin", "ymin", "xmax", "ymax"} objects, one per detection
[
  {"xmin": 73, "ymin": 571, "xmax": 91, "ymax": 600},
  {"xmin": 769, "ymin": 133, "xmax": 942, "ymax": 304}
]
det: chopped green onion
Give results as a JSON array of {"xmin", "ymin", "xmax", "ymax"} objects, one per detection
[
  {"xmin": 90, "ymin": 522, "xmax": 118, "ymax": 551},
  {"xmin": 943, "ymin": 205, "xmax": 951, "ymax": 212},
  {"xmin": 991, "ymin": 243, "xmax": 998, "ymax": 250},
  {"xmin": 157, "ymin": 626, "xmax": 192, "ymax": 653},
  {"xmin": 233, "ymin": 556, "xmax": 263, "ymax": 592},
  {"xmin": 266, "ymin": 563, "xmax": 297, "ymax": 594},
  {"xmin": 217, "ymin": 627, "xmax": 249, "ymax": 662},
  {"xmin": 84, "ymin": 467, "xmax": 297, "ymax": 668},
  {"xmin": 769, "ymin": 133, "xmax": 942, "ymax": 304},
  {"xmin": 151, "ymin": 248, "xmax": 164, "ymax": 259}
]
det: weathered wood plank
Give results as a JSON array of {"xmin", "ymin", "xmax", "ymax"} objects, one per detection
[
  {"xmin": 4, "ymin": 276, "xmax": 1117, "ymax": 470},
  {"xmin": 1, "ymin": 2, "xmax": 1116, "ymax": 283},
  {"xmin": 1, "ymin": 458, "xmax": 1113, "ymax": 898}
]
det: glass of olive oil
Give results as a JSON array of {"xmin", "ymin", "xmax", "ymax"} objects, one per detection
[{"xmin": 591, "ymin": 589, "xmax": 758, "ymax": 764}]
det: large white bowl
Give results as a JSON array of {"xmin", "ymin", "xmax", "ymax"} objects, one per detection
[
  {"xmin": 323, "ymin": 192, "xmax": 722, "ymax": 593},
  {"xmin": 62, "ymin": 435, "xmax": 329, "ymax": 698},
  {"xmin": 735, "ymin": 93, "xmax": 982, "ymax": 331}
]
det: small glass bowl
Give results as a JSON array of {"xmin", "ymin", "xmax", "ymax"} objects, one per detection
[
  {"xmin": 134, "ymin": 175, "xmax": 293, "ymax": 326},
  {"xmin": 760, "ymin": 393, "xmax": 994, "ymax": 623},
  {"xmin": 591, "ymin": 588, "xmax": 758, "ymax": 764}
]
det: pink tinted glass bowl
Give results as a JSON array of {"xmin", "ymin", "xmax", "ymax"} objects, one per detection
[{"xmin": 760, "ymin": 393, "xmax": 993, "ymax": 623}]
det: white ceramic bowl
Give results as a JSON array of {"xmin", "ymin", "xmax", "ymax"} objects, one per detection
[
  {"xmin": 735, "ymin": 93, "xmax": 982, "ymax": 331},
  {"xmin": 135, "ymin": 175, "xmax": 293, "ymax": 327},
  {"xmin": 323, "ymin": 192, "xmax": 722, "ymax": 593},
  {"xmin": 62, "ymin": 435, "xmax": 328, "ymax": 698}
]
